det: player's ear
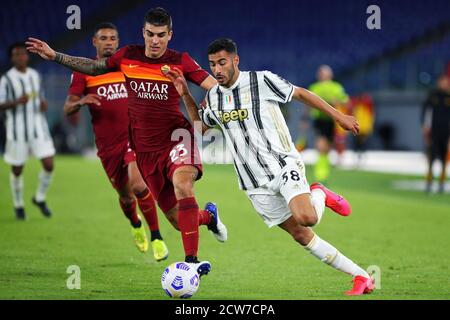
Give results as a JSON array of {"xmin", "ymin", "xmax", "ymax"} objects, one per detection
[
  {"xmin": 234, "ymin": 54, "xmax": 240, "ymax": 67},
  {"xmin": 168, "ymin": 30, "xmax": 173, "ymax": 41},
  {"xmin": 92, "ymin": 36, "xmax": 97, "ymax": 48}
]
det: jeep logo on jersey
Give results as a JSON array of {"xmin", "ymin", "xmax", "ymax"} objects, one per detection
[
  {"xmin": 97, "ymin": 83, "xmax": 128, "ymax": 100},
  {"xmin": 218, "ymin": 109, "xmax": 249, "ymax": 124},
  {"xmin": 129, "ymin": 80, "xmax": 169, "ymax": 101}
]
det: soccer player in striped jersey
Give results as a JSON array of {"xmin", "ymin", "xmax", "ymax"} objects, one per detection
[
  {"xmin": 63, "ymin": 22, "xmax": 168, "ymax": 260},
  {"xmin": 0, "ymin": 43, "xmax": 55, "ymax": 220},
  {"xmin": 26, "ymin": 8, "xmax": 226, "ymax": 277},
  {"xmin": 165, "ymin": 38, "xmax": 375, "ymax": 296}
]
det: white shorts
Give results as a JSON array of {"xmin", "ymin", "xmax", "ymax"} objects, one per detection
[
  {"xmin": 246, "ymin": 158, "xmax": 310, "ymax": 228},
  {"xmin": 4, "ymin": 138, "xmax": 55, "ymax": 166}
]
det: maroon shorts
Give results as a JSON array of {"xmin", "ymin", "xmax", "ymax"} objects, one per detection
[
  {"xmin": 99, "ymin": 143, "xmax": 136, "ymax": 189},
  {"xmin": 136, "ymin": 140, "xmax": 203, "ymax": 213}
]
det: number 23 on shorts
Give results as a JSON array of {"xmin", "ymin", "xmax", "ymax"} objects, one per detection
[{"xmin": 169, "ymin": 143, "xmax": 188, "ymax": 163}]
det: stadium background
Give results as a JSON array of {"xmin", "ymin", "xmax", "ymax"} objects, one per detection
[
  {"xmin": 0, "ymin": 0, "xmax": 449, "ymax": 300},
  {"xmin": 1, "ymin": 0, "xmax": 450, "ymax": 152}
]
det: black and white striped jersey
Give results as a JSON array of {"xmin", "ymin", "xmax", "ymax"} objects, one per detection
[
  {"xmin": 0, "ymin": 67, "xmax": 51, "ymax": 142},
  {"xmin": 200, "ymin": 70, "xmax": 300, "ymax": 190}
]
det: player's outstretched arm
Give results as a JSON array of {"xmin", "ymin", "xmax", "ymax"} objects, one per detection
[
  {"xmin": 293, "ymin": 86, "xmax": 360, "ymax": 135},
  {"xmin": 163, "ymin": 67, "xmax": 209, "ymax": 133},
  {"xmin": 26, "ymin": 38, "xmax": 109, "ymax": 76},
  {"xmin": 64, "ymin": 94, "xmax": 101, "ymax": 115}
]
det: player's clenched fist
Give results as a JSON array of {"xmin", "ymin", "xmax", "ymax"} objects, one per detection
[
  {"xmin": 162, "ymin": 67, "xmax": 190, "ymax": 97},
  {"xmin": 25, "ymin": 37, "xmax": 56, "ymax": 61},
  {"xmin": 336, "ymin": 114, "xmax": 360, "ymax": 135}
]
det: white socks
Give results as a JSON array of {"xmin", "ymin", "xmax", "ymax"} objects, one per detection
[
  {"xmin": 9, "ymin": 173, "xmax": 24, "ymax": 208},
  {"xmin": 311, "ymin": 189, "xmax": 326, "ymax": 225},
  {"xmin": 305, "ymin": 234, "xmax": 369, "ymax": 278},
  {"xmin": 35, "ymin": 170, "xmax": 53, "ymax": 202}
]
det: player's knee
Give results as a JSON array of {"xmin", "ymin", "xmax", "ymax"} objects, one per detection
[
  {"xmin": 12, "ymin": 166, "xmax": 23, "ymax": 177},
  {"xmin": 119, "ymin": 195, "xmax": 134, "ymax": 206},
  {"xmin": 43, "ymin": 161, "xmax": 54, "ymax": 172},
  {"xmin": 130, "ymin": 180, "xmax": 147, "ymax": 196},
  {"xmin": 173, "ymin": 180, "xmax": 194, "ymax": 199},
  {"xmin": 295, "ymin": 211, "xmax": 318, "ymax": 227}
]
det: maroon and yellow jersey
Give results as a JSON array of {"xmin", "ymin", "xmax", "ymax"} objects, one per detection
[
  {"xmin": 69, "ymin": 70, "xmax": 129, "ymax": 156},
  {"xmin": 106, "ymin": 45, "xmax": 209, "ymax": 152}
]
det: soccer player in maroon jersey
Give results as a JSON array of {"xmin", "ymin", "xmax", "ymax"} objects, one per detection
[
  {"xmin": 26, "ymin": 8, "xmax": 226, "ymax": 275},
  {"xmin": 62, "ymin": 22, "xmax": 169, "ymax": 261}
]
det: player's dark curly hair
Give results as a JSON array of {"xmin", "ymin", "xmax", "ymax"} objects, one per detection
[
  {"xmin": 207, "ymin": 38, "xmax": 237, "ymax": 55},
  {"xmin": 144, "ymin": 7, "xmax": 172, "ymax": 30},
  {"xmin": 93, "ymin": 22, "xmax": 118, "ymax": 36},
  {"xmin": 8, "ymin": 42, "xmax": 26, "ymax": 58}
]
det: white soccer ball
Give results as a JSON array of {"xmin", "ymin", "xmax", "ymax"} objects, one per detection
[{"xmin": 161, "ymin": 262, "xmax": 200, "ymax": 298}]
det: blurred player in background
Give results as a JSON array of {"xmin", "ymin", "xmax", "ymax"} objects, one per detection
[
  {"xmin": 309, "ymin": 65, "xmax": 349, "ymax": 182},
  {"xmin": 166, "ymin": 38, "xmax": 375, "ymax": 296},
  {"xmin": 0, "ymin": 43, "xmax": 55, "ymax": 220},
  {"xmin": 26, "ymin": 8, "xmax": 226, "ymax": 276},
  {"xmin": 63, "ymin": 22, "xmax": 168, "ymax": 260},
  {"xmin": 422, "ymin": 74, "xmax": 450, "ymax": 193}
]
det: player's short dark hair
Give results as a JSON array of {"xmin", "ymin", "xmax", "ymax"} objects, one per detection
[
  {"xmin": 144, "ymin": 7, "xmax": 172, "ymax": 30},
  {"xmin": 207, "ymin": 38, "xmax": 237, "ymax": 55},
  {"xmin": 8, "ymin": 42, "xmax": 26, "ymax": 58},
  {"xmin": 93, "ymin": 22, "xmax": 118, "ymax": 36}
]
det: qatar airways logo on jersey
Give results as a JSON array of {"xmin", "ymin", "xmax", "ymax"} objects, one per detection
[
  {"xmin": 97, "ymin": 83, "xmax": 128, "ymax": 100},
  {"xmin": 129, "ymin": 80, "xmax": 169, "ymax": 101}
]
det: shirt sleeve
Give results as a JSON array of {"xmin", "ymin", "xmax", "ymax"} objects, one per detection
[
  {"xmin": 0, "ymin": 76, "xmax": 8, "ymax": 104},
  {"xmin": 261, "ymin": 71, "xmax": 295, "ymax": 104},
  {"xmin": 106, "ymin": 46, "xmax": 128, "ymax": 71},
  {"xmin": 182, "ymin": 52, "xmax": 209, "ymax": 86},
  {"xmin": 68, "ymin": 72, "xmax": 86, "ymax": 96}
]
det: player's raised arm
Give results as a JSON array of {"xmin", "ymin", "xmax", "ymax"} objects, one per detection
[
  {"xmin": 293, "ymin": 86, "xmax": 360, "ymax": 135},
  {"xmin": 26, "ymin": 37, "xmax": 109, "ymax": 76},
  {"xmin": 163, "ymin": 67, "xmax": 209, "ymax": 133}
]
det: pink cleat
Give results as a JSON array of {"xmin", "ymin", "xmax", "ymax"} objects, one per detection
[
  {"xmin": 345, "ymin": 275, "xmax": 375, "ymax": 296},
  {"xmin": 310, "ymin": 182, "xmax": 352, "ymax": 216}
]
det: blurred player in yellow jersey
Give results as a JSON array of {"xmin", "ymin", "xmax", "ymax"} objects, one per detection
[{"xmin": 309, "ymin": 65, "xmax": 348, "ymax": 182}]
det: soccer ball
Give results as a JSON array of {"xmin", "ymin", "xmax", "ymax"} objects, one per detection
[{"xmin": 161, "ymin": 262, "xmax": 200, "ymax": 298}]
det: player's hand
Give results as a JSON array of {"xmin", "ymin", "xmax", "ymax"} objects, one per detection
[
  {"xmin": 25, "ymin": 38, "xmax": 56, "ymax": 61},
  {"xmin": 163, "ymin": 67, "xmax": 190, "ymax": 97},
  {"xmin": 336, "ymin": 114, "xmax": 359, "ymax": 135},
  {"xmin": 79, "ymin": 94, "xmax": 101, "ymax": 106},
  {"xmin": 16, "ymin": 95, "xmax": 29, "ymax": 105},
  {"xmin": 40, "ymin": 99, "xmax": 48, "ymax": 112}
]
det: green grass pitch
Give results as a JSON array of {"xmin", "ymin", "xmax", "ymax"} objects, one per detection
[{"xmin": 0, "ymin": 156, "xmax": 449, "ymax": 299}]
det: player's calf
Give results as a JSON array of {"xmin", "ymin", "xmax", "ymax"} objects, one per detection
[{"xmin": 279, "ymin": 217, "xmax": 315, "ymax": 246}]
